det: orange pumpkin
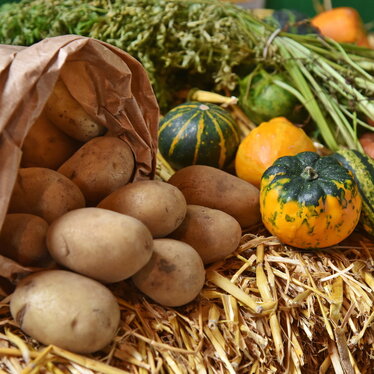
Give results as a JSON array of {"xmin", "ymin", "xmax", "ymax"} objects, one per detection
[
  {"xmin": 311, "ymin": 7, "xmax": 370, "ymax": 47},
  {"xmin": 235, "ymin": 117, "xmax": 316, "ymax": 187},
  {"xmin": 260, "ymin": 152, "xmax": 362, "ymax": 249}
]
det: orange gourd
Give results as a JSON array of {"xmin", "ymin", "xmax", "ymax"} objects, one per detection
[
  {"xmin": 235, "ymin": 117, "xmax": 316, "ymax": 187},
  {"xmin": 311, "ymin": 7, "xmax": 370, "ymax": 47},
  {"xmin": 260, "ymin": 152, "xmax": 362, "ymax": 249}
]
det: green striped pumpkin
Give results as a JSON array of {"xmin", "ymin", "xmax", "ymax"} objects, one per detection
[
  {"xmin": 158, "ymin": 102, "xmax": 240, "ymax": 170},
  {"xmin": 332, "ymin": 148, "xmax": 374, "ymax": 236}
]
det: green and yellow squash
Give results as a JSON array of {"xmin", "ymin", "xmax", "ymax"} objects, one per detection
[
  {"xmin": 331, "ymin": 148, "xmax": 374, "ymax": 236},
  {"xmin": 158, "ymin": 101, "xmax": 240, "ymax": 170},
  {"xmin": 260, "ymin": 151, "xmax": 362, "ymax": 249}
]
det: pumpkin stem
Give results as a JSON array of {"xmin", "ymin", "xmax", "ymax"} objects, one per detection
[{"xmin": 301, "ymin": 166, "xmax": 319, "ymax": 181}]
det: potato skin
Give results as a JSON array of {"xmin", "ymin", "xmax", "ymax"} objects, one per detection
[
  {"xmin": 10, "ymin": 270, "xmax": 120, "ymax": 354},
  {"xmin": 47, "ymin": 208, "xmax": 153, "ymax": 283},
  {"xmin": 58, "ymin": 136, "xmax": 135, "ymax": 206},
  {"xmin": 168, "ymin": 165, "xmax": 260, "ymax": 228},
  {"xmin": 44, "ymin": 79, "xmax": 106, "ymax": 142},
  {"xmin": 0, "ymin": 213, "xmax": 51, "ymax": 266},
  {"xmin": 98, "ymin": 180, "xmax": 187, "ymax": 237},
  {"xmin": 8, "ymin": 168, "xmax": 85, "ymax": 224},
  {"xmin": 132, "ymin": 238, "xmax": 205, "ymax": 307},
  {"xmin": 169, "ymin": 205, "xmax": 241, "ymax": 264},
  {"xmin": 21, "ymin": 113, "xmax": 81, "ymax": 170}
]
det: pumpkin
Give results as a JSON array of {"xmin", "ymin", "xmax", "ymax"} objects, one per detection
[
  {"xmin": 260, "ymin": 151, "xmax": 362, "ymax": 249},
  {"xmin": 158, "ymin": 101, "xmax": 240, "ymax": 171},
  {"xmin": 331, "ymin": 148, "xmax": 374, "ymax": 236},
  {"xmin": 235, "ymin": 117, "xmax": 316, "ymax": 188},
  {"xmin": 311, "ymin": 7, "xmax": 370, "ymax": 47}
]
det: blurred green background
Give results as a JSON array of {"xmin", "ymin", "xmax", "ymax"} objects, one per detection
[{"xmin": 266, "ymin": 0, "xmax": 374, "ymax": 24}]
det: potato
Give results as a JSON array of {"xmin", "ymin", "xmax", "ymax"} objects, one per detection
[
  {"xmin": 169, "ymin": 205, "xmax": 241, "ymax": 264},
  {"xmin": 21, "ymin": 112, "xmax": 81, "ymax": 170},
  {"xmin": 47, "ymin": 207, "xmax": 153, "ymax": 283},
  {"xmin": 0, "ymin": 213, "xmax": 51, "ymax": 266},
  {"xmin": 168, "ymin": 165, "xmax": 260, "ymax": 228},
  {"xmin": 44, "ymin": 79, "xmax": 106, "ymax": 142},
  {"xmin": 98, "ymin": 180, "xmax": 187, "ymax": 237},
  {"xmin": 132, "ymin": 238, "xmax": 205, "ymax": 307},
  {"xmin": 10, "ymin": 270, "xmax": 120, "ymax": 353},
  {"xmin": 8, "ymin": 167, "xmax": 85, "ymax": 224},
  {"xmin": 58, "ymin": 136, "xmax": 135, "ymax": 206}
]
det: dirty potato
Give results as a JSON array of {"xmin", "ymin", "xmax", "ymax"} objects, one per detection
[{"xmin": 10, "ymin": 270, "xmax": 120, "ymax": 353}]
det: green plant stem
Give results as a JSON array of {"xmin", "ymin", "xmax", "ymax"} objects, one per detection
[{"xmin": 275, "ymin": 40, "xmax": 339, "ymax": 150}]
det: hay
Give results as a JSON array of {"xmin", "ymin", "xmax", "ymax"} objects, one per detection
[{"xmin": 0, "ymin": 229, "xmax": 373, "ymax": 373}]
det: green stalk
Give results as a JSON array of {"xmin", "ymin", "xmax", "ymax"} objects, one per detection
[
  {"xmin": 285, "ymin": 38, "xmax": 374, "ymax": 119},
  {"xmin": 356, "ymin": 61, "xmax": 374, "ymax": 71},
  {"xmin": 275, "ymin": 40, "xmax": 338, "ymax": 150},
  {"xmin": 340, "ymin": 107, "xmax": 374, "ymax": 131},
  {"xmin": 295, "ymin": 58, "xmax": 357, "ymax": 149},
  {"xmin": 329, "ymin": 99, "xmax": 362, "ymax": 151},
  {"xmin": 327, "ymin": 39, "xmax": 374, "ymax": 81}
]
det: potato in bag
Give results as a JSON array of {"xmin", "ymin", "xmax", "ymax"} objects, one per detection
[
  {"xmin": 21, "ymin": 113, "xmax": 81, "ymax": 170},
  {"xmin": 8, "ymin": 167, "xmax": 85, "ymax": 223},
  {"xmin": 0, "ymin": 213, "xmax": 51, "ymax": 266},
  {"xmin": 44, "ymin": 79, "xmax": 106, "ymax": 142},
  {"xmin": 58, "ymin": 136, "xmax": 135, "ymax": 206}
]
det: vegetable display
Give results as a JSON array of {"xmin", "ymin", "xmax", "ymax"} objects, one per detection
[
  {"xmin": 158, "ymin": 101, "xmax": 240, "ymax": 170},
  {"xmin": 0, "ymin": 0, "xmax": 373, "ymax": 152},
  {"xmin": 0, "ymin": 1, "xmax": 373, "ymax": 372},
  {"xmin": 260, "ymin": 151, "xmax": 362, "ymax": 248}
]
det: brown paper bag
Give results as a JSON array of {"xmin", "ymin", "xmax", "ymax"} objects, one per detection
[{"xmin": 0, "ymin": 35, "xmax": 159, "ymax": 279}]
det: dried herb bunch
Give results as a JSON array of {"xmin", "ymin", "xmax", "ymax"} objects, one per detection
[{"xmin": 0, "ymin": 0, "xmax": 256, "ymax": 108}]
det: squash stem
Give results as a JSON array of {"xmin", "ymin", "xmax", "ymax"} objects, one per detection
[{"xmin": 301, "ymin": 166, "xmax": 319, "ymax": 181}]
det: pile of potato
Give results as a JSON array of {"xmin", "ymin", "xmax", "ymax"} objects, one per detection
[{"xmin": 0, "ymin": 79, "xmax": 261, "ymax": 354}]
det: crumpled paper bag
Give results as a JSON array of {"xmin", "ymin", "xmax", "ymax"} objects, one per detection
[{"xmin": 0, "ymin": 35, "xmax": 159, "ymax": 279}]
